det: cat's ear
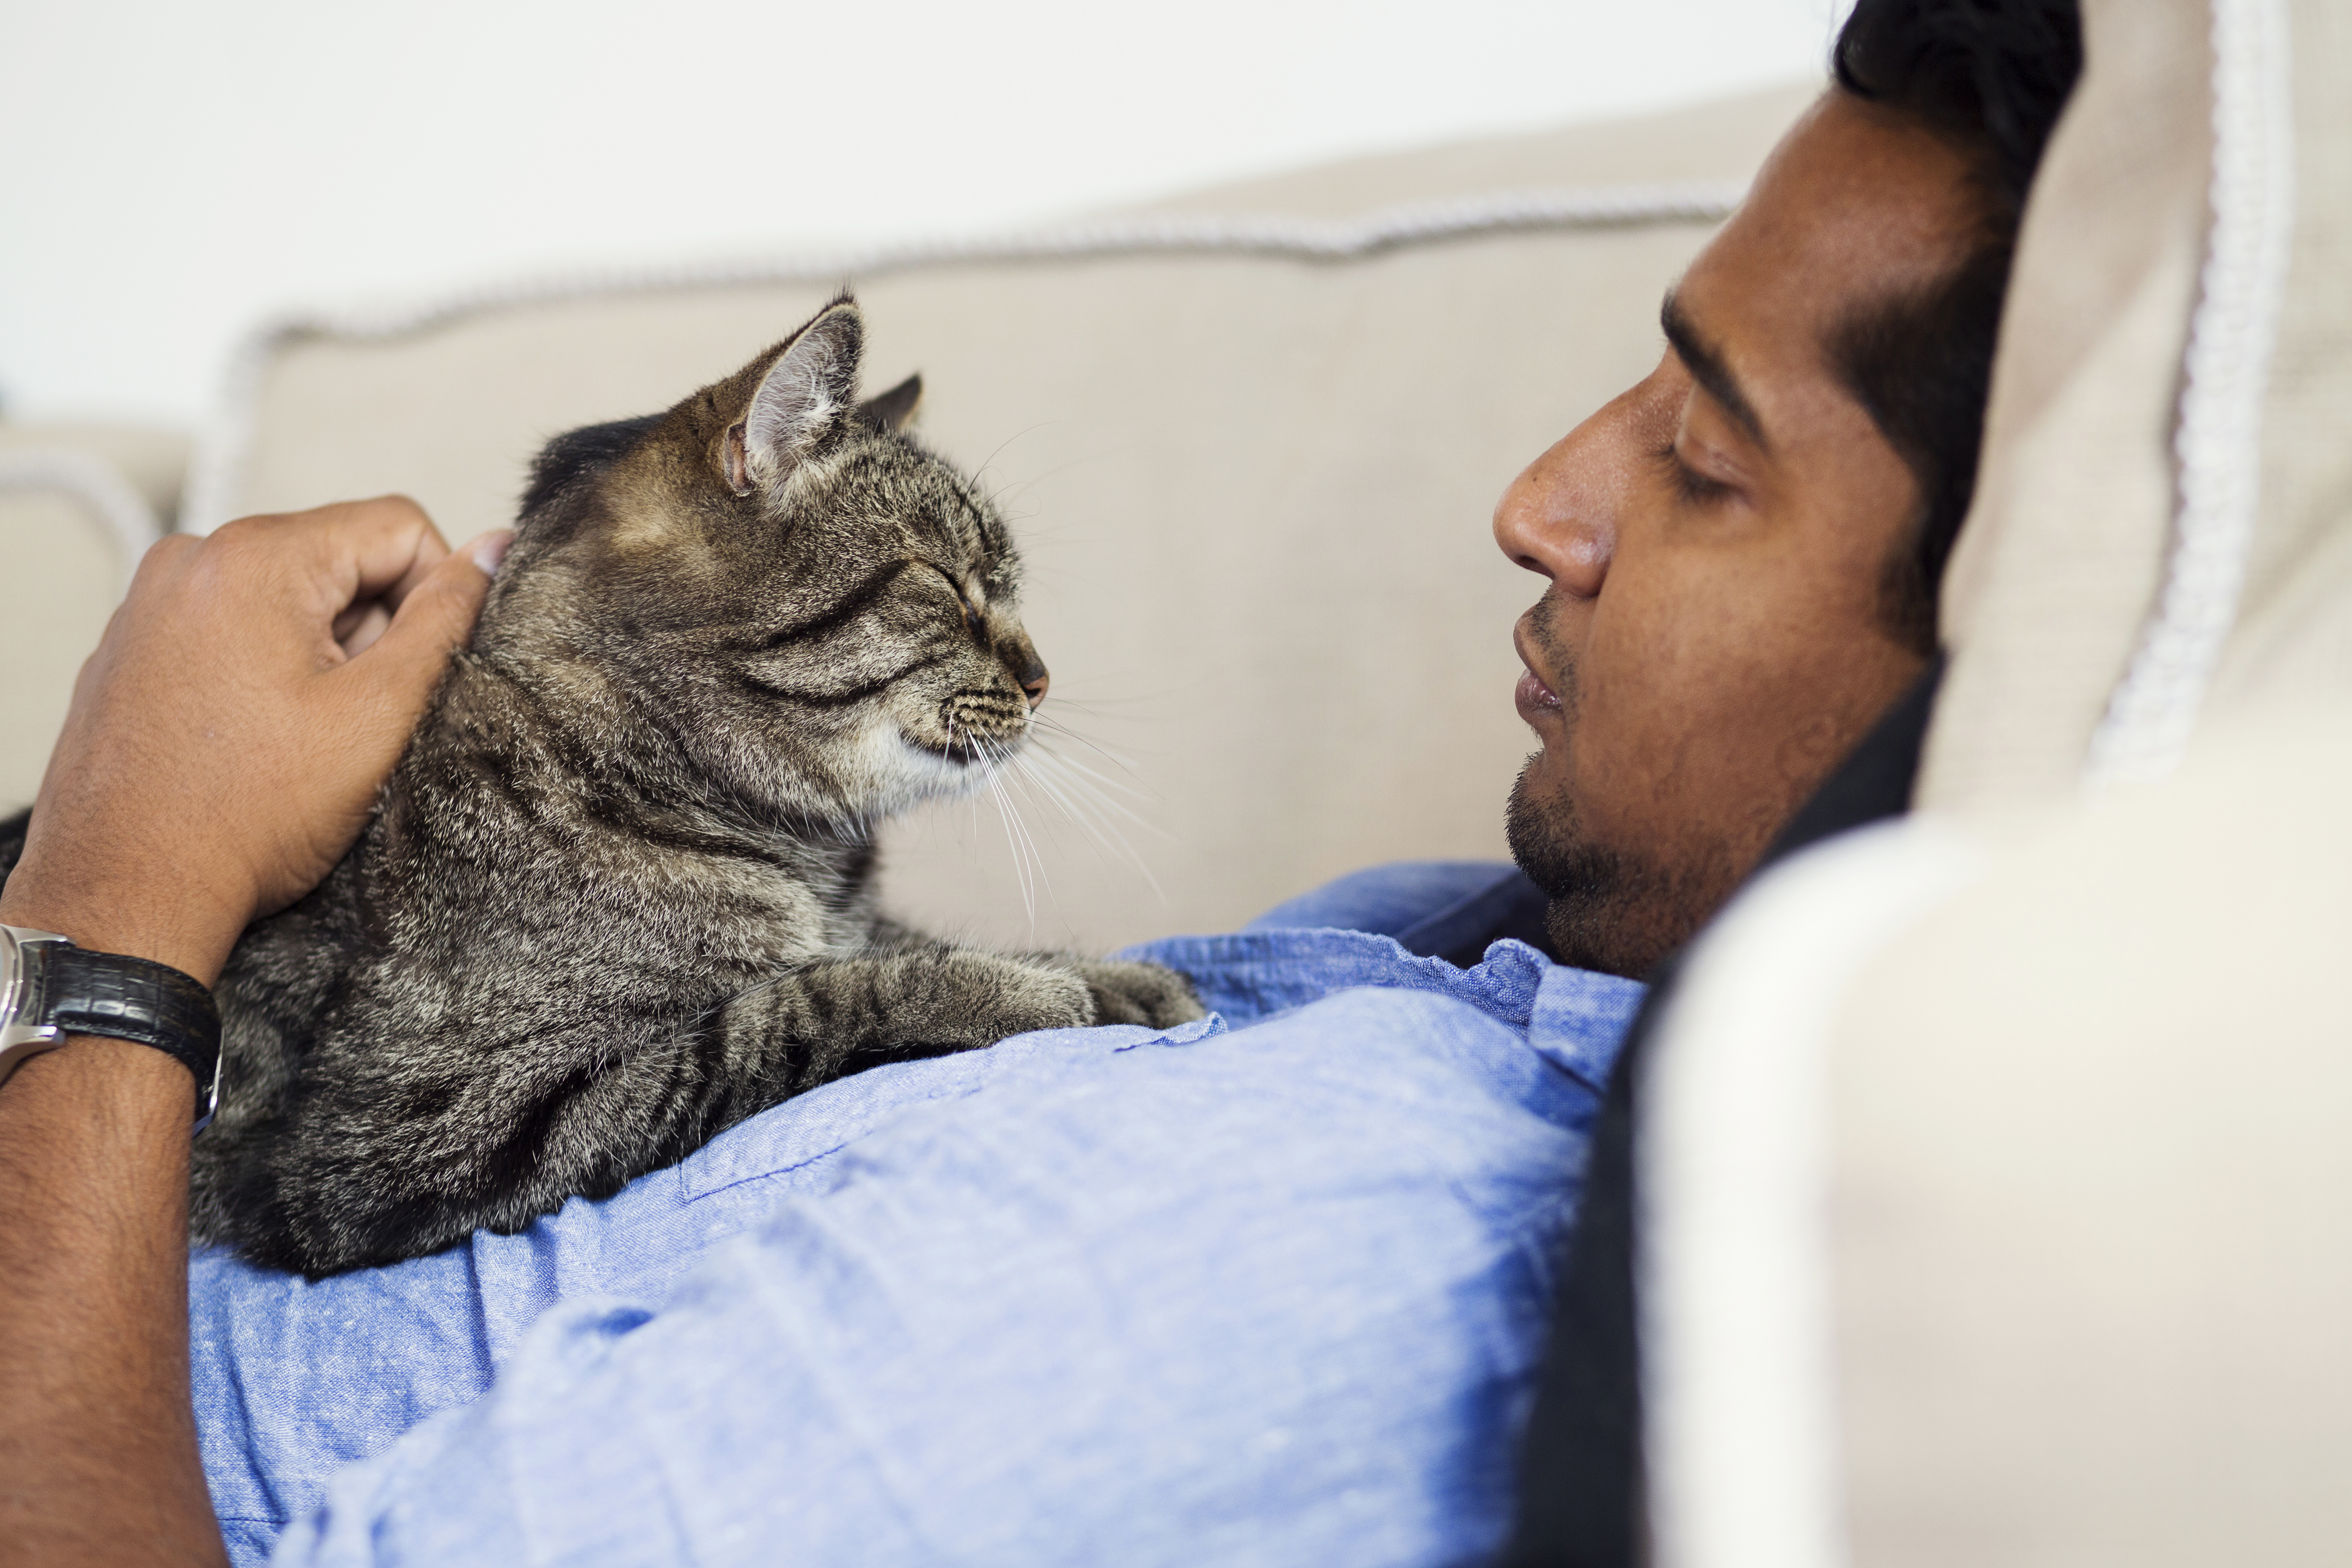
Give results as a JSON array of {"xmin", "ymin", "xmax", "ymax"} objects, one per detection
[
  {"xmin": 722, "ymin": 299, "xmax": 864, "ymax": 495},
  {"xmin": 857, "ymin": 373, "xmax": 923, "ymax": 434}
]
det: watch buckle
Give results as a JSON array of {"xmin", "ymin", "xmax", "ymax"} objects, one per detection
[{"xmin": 0, "ymin": 926, "xmax": 70, "ymax": 1086}]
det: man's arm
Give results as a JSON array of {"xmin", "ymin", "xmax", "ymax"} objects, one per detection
[
  {"xmin": 0, "ymin": 1042, "xmax": 220, "ymax": 1564},
  {"xmin": 0, "ymin": 500, "xmax": 503, "ymax": 1568}
]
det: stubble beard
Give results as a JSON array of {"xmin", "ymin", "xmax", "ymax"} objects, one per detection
[
  {"xmin": 1502, "ymin": 652, "xmax": 1725, "ymax": 981},
  {"xmin": 1505, "ymin": 759, "xmax": 1625, "ymax": 976}
]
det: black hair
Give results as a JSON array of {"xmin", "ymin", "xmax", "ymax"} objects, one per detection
[{"xmin": 1828, "ymin": 0, "xmax": 2084, "ymax": 651}]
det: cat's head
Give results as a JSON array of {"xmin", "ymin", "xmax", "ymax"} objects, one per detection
[{"xmin": 479, "ymin": 295, "xmax": 1047, "ymax": 827}]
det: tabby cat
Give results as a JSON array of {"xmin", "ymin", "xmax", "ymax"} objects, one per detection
[{"xmin": 0, "ymin": 295, "xmax": 1201, "ymax": 1277}]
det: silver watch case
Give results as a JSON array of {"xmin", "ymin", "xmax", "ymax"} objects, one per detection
[{"xmin": 0, "ymin": 924, "xmax": 72, "ymax": 1090}]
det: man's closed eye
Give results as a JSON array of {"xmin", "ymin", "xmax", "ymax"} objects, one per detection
[{"xmin": 1654, "ymin": 440, "xmax": 1737, "ymax": 506}]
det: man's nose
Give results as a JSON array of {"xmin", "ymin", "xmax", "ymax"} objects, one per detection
[
  {"xmin": 1493, "ymin": 444, "xmax": 1613, "ymax": 602},
  {"xmin": 1492, "ymin": 367, "xmax": 1678, "ymax": 600}
]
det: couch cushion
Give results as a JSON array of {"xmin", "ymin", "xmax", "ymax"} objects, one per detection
[{"xmin": 1922, "ymin": 0, "xmax": 2352, "ymax": 809}]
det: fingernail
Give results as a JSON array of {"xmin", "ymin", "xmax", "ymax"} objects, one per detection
[{"xmin": 467, "ymin": 530, "xmax": 515, "ymax": 577}]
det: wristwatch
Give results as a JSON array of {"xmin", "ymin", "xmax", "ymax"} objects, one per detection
[{"xmin": 0, "ymin": 925, "xmax": 221, "ymax": 1130}]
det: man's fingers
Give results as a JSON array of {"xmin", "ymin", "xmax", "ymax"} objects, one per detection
[
  {"xmin": 311, "ymin": 496, "xmax": 452, "ymax": 606},
  {"xmin": 332, "ymin": 601, "xmax": 396, "ymax": 658},
  {"xmin": 376, "ymin": 516, "xmax": 456, "ymax": 613},
  {"xmin": 341, "ymin": 531, "xmax": 508, "ymax": 715},
  {"xmin": 210, "ymin": 497, "xmax": 452, "ymax": 619}
]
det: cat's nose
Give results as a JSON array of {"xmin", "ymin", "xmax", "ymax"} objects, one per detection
[{"xmin": 1018, "ymin": 659, "xmax": 1050, "ymax": 709}]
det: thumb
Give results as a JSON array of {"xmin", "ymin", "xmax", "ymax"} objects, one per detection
[{"xmin": 347, "ymin": 530, "xmax": 508, "ymax": 713}]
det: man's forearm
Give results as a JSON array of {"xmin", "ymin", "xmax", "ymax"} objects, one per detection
[
  {"xmin": 0, "ymin": 853, "xmax": 239, "ymax": 1567},
  {"xmin": 0, "ymin": 503, "xmax": 495, "ymax": 1567},
  {"xmin": 0, "ymin": 1037, "xmax": 226, "ymax": 1568}
]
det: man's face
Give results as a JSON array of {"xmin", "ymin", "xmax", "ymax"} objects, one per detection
[{"xmin": 1497, "ymin": 92, "xmax": 1980, "ymax": 977}]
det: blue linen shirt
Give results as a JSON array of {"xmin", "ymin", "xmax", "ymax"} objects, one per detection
[{"xmin": 188, "ymin": 863, "xmax": 1642, "ymax": 1567}]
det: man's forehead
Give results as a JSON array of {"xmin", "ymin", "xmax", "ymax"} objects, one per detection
[{"xmin": 1668, "ymin": 91, "xmax": 1987, "ymax": 423}]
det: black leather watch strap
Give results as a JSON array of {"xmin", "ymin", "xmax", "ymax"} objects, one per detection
[{"xmin": 42, "ymin": 945, "xmax": 221, "ymax": 1126}]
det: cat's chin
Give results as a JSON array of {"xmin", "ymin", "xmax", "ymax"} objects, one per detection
[
  {"xmin": 910, "ymin": 734, "xmax": 1020, "ymax": 776},
  {"xmin": 860, "ymin": 730, "xmax": 1024, "ymax": 812}
]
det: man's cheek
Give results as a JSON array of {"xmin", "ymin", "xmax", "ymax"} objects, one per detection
[
  {"xmin": 1576, "ymin": 629, "xmax": 1758, "ymax": 848},
  {"xmin": 1556, "ymin": 702, "xmax": 1659, "ymax": 850}
]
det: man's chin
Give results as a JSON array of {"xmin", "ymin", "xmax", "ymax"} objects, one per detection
[{"xmin": 1505, "ymin": 755, "xmax": 1709, "ymax": 981}]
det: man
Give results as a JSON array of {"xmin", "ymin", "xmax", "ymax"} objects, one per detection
[
  {"xmin": 1506, "ymin": 7, "xmax": 2082, "ymax": 1564},
  {"xmin": 0, "ymin": 1, "xmax": 2081, "ymax": 1562}
]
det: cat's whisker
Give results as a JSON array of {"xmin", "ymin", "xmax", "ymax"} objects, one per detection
[
  {"xmin": 1006, "ymin": 759, "xmax": 1123, "ymax": 878},
  {"xmin": 1004, "ymin": 749, "xmax": 1107, "ymax": 845},
  {"xmin": 1022, "ymin": 744, "xmax": 1175, "ymax": 842},
  {"xmin": 1002, "ymin": 759, "xmax": 1058, "ymax": 910},
  {"xmin": 979, "ymin": 751, "xmax": 1037, "ymax": 926},
  {"xmin": 980, "ymin": 714, "xmax": 1182, "ymax": 900},
  {"xmin": 955, "ymin": 722, "xmax": 1016, "ymax": 896},
  {"xmin": 975, "ymin": 731, "xmax": 1054, "ymax": 932},
  {"xmin": 1005, "ymin": 748, "xmax": 1168, "ymax": 905},
  {"xmin": 985, "ymin": 448, "xmax": 1114, "ymax": 521},
  {"xmin": 1054, "ymin": 778, "xmax": 1167, "ymax": 900},
  {"xmin": 1026, "ymin": 719, "xmax": 1149, "ymax": 781},
  {"xmin": 971, "ymin": 423, "xmax": 1052, "ymax": 493},
  {"xmin": 999, "ymin": 755, "xmax": 1104, "ymax": 875},
  {"xmin": 1032, "ymin": 756, "xmax": 1161, "ymax": 823},
  {"xmin": 1004, "ymin": 794, "xmax": 1054, "ymax": 937},
  {"xmin": 1023, "ymin": 719, "xmax": 1163, "ymax": 801}
]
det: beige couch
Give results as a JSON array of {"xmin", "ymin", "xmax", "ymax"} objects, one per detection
[{"xmin": 2, "ymin": 81, "xmax": 1814, "ymax": 949}]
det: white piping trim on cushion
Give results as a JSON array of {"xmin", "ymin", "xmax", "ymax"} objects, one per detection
[
  {"xmin": 1640, "ymin": 818, "xmax": 1988, "ymax": 1568},
  {"xmin": 179, "ymin": 180, "xmax": 1744, "ymax": 534},
  {"xmin": 2087, "ymin": 0, "xmax": 2296, "ymax": 787},
  {"xmin": 0, "ymin": 447, "xmax": 163, "ymax": 595}
]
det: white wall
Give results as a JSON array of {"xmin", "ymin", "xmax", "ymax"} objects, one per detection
[{"xmin": 0, "ymin": 0, "xmax": 1848, "ymax": 427}]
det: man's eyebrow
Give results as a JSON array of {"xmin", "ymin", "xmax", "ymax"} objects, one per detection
[{"xmin": 1660, "ymin": 291, "xmax": 1769, "ymax": 451}]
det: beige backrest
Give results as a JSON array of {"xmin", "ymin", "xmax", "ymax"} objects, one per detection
[
  {"xmin": 185, "ymin": 83, "xmax": 1814, "ymax": 950},
  {"xmin": 0, "ymin": 427, "xmax": 180, "ymax": 809}
]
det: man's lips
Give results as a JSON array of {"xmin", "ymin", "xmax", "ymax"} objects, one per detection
[
  {"xmin": 1515, "ymin": 667, "xmax": 1562, "ymax": 724},
  {"xmin": 1512, "ymin": 614, "xmax": 1564, "ymax": 728}
]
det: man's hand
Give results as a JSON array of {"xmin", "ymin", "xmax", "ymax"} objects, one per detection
[
  {"xmin": 0, "ymin": 498, "xmax": 502, "ymax": 1568},
  {"xmin": 0, "ymin": 497, "xmax": 508, "ymax": 984}
]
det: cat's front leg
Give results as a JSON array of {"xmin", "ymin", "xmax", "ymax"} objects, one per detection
[
  {"xmin": 866, "ymin": 912, "xmax": 1204, "ymax": 1034},
  {"xmin": 711, "ymin": 947, "xmax": 1204, "ymax": 1112},
  {"xmin": 710, "ymin": 947, "xmax": 1098, "ymax": 1112},
  {"xmin": 861, "ymin": 918, "xmax": 1203, "ymax": 1029}
]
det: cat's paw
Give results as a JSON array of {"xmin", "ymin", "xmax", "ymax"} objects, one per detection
[
  {"xmin": 948, "ymin": 955, "xmax": 1098, "ymax": 1040},
  {"xmin": 1065, "ymin": 959, "xmax": 1207, "ymax": 1030}
]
